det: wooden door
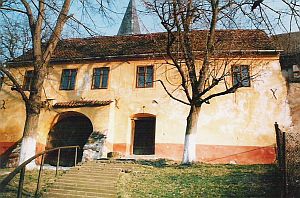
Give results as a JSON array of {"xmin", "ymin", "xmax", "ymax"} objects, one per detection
[{"xmin": 133, "ymin": 118, "xmax": 156, "ymax": 155}]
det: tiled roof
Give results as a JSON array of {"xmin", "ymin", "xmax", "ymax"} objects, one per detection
[
  {"xmin": 272, "ymin": 32, "xmax": 300, "ymax": 54},
  {"xmin": 52, "ymin": 100, "xmax": 112, "ymax": 108},
  {"xmin": 14, "ymin": 29, "xmax": 277, "ymax": 63}
]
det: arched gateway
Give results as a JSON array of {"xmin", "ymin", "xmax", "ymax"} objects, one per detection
[{"xmin": 45, "ymin": 111, "xmax": 93, "ymax": 166}]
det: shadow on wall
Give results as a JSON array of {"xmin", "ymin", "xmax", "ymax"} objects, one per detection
[{"xmin": 0, "ymin": 139, "xmax": 22, "ymax": 168}]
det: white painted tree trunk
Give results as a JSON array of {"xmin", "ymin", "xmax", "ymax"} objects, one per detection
[
  {"xmin": 182, "ymin": 106, "xmax": 201, "ymax": 164},
  {"xmin": 19, "ymin": 136, "xmax": 37, "ymax": 169},
  {"xmin": 19, "ymin": 112, "xmax": 39, "ymax": 169}
]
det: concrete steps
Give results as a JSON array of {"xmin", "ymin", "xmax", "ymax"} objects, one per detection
[{"xmin": 43, "ymin": 160, "xmax": 135, "ymax": 198}]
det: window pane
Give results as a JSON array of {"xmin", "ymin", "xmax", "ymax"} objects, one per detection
[
  {"xmin": 102, "ymin": 74, "xmax": 108, "ymax": 88},
  {"xmin": 70, "ymin": 76, "xmax": 76, "ymax": 89},
  {"xmin": 60, "ymin": 69, "xmax": 77, "ymax": 90},
  {"xmin": 61, "ymin": 76, "xmax": 68, "ymax": 89},
  {"xmin": 94, "ymin": 75, "xmax": 100, "ymax": 88},
  {"xmin": 23, "ymin": 70, "xmax": 34, "ymax": 91},
  {"xmin": 138, "ymin": 67, "xmax": 145, "ymax": 74},
  {"xmin": 241, "ymin": 66, "xmax": 250, "ymax": 87},
  {"xmin": 137, "ymin": 66, "xmax": 154, "ymax": 88},
  {"xmin": 146, "ymin": 66, "xmax": 153, "ymax": 87},
  {"xmin": 93, "ymin": 68, "xmax": 109, "ymax": 89},
  {"xmin": 138, "ymin": 74, "xmax": 145, "ymax": 87}
]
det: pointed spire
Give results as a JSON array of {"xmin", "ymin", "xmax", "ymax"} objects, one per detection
[{"xmin": 117, "ymin": 0, "xmax": 141, "ymax": 36}]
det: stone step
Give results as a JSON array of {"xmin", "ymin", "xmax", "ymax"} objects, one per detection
[
  {"xmin": 43, "ymin": 161, "xmax": 132, "ymax": 198},
  {"xmin": 51, "ymin": 183, "xmax": 116, "ymax": 191},
  {"xmin": 43, "ymin": 193, "xmax": 92, "ymax": 198},
  {"xmin": 50, "ymin": 184, "xmax": 117, "ymax": 194},
  {"xmin": 55, "ymin": 178, "xmax": 117, "ymax": 185},
  {"xmin": 71, "ymin": 168, "xmax": 121, "ymax": 173},
  {"xmin": 45, "ymin": 188, "xmax": 116, "ymax": 197},
  {"xmin": 62, "ymin": 173, "xmax": 119, "ymax": 180}
]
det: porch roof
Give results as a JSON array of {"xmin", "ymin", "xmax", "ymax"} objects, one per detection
[{"xmin": 52, "ymin": 100, "xmax": 112, "ymax": 108}]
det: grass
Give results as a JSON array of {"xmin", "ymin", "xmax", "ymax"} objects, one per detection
[
  {"xmin": 118, "ymin": 160, "xmax": 281, "ymax": 198},
  {"xmin": 0, "ymin": 168, "xmax": 64, "ymax": 197},
  {"xmin": 0, "ymin": 160, "xmax": 283, "ymax": 197}
]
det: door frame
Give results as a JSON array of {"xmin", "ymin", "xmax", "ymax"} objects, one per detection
[{"xmin": 130, "ymin": 113, "xmax": 156, "ymax": 155}]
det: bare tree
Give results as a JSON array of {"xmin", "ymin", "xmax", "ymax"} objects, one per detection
[
  {"xmin": 144, "ymin": 0, "xmax": 300, "ymax": 164},
  {"xmin": 0, "ymin": 0, "xmax": 73, "ymax": 168}
]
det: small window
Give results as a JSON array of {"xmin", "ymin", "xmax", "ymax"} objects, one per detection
[
  {"xmin": 23, "ymin": 70, "xmax": 34, "ymax": 91},
  {"xmin": 136, "ymin": 66, "xmax": 154, "ymax": 88},
  {"xmin": 0, "ymin": 72, "xmax": 4, "ymax": 90},
  {"xmin": 292, "ymin": 65, "xmax": 300, "ymax": 79},
  {"xmin": 92, "ymin": 67, "xmax": 109, "ymax": 89},
  {"xmin": 60, "ymin": 69, "xmax": 77, "ymax": 90},
  {"xmin": 232, "ymin": 65, "xmax": 250, "ymax": 87}
]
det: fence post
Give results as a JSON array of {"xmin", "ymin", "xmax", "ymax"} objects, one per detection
[
  {"xmin": 17, "ymin": 167, "xmax": 26, "ymax": 198},
  {"xmin": 56, "ymin": 149, "xmax": 61, "ymax": 177},
  {"xmin": 74, "ymin": 147, "xmax": 78, "ymax": 167},
  {"xmin": 282, "ymin": 132, "xmax": 287, "ymax": 197},
  {"xmin": 275, "ymin": 122, "xmax": 282, "ymax": 167},
  {"xmin": 35, "ymin": 153, "xmax": 45, "ymax": 197}
]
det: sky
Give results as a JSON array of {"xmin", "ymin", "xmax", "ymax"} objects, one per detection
[
  {"xmin": 64, "ymin": 0, "xmax": 300, "ymax": 38},
  {"xmin": 64, "ymin": 0, "xmax": 163, "ymax": 37}
]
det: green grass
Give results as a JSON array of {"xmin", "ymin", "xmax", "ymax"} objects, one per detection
[
  {"xmin": 0, "ymin": 169, "xmax": 64, "ymax": 197},
  {"xmin": 0, "ymin": 161, "xmax": 283, "ymax": 197},
  {"xmin": 118, "ymin": 161, "xmax": 281, "ymax": 198}
]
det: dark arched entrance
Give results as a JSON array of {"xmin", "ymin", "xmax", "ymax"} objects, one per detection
[{"xmin": 45, "ymin": 111, "xmax": 93, "ymax": 166}]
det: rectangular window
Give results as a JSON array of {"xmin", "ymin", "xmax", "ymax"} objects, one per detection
[
  {"xmin": 60, "ymin": 69, "xmax": 77, "ymax": 90},
  {"xmin": 292, "ymin": 65, "xmax": 300, "ymax": 79},
  {"xmin": 23, "ymin": 70, "xmax": 34, "ymax": 91},
  {"xmin": 136, "ymin": 66, "xmax": 154, "ymax": 88},
  {"xmin": 232, "ymin": 65, "xmax": 250, "ymax": 87},
  {"xmin": 92, "ymin": 67, "xmax": 109, "ymax": 89},
  {"xmin": 0, "ymin": 72, "xmax": 4, "ymax": 90}
]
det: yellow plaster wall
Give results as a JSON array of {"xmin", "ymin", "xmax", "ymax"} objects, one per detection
[{"xmin": 0, "ymin": 57, "xmax": 292, "ymax": 151}]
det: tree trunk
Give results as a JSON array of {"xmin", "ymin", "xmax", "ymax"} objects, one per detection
[
  {"xmin": 19, "ymin": 63, "xmax": 46, "ymax": 168},
  {"xmin": 182, "ymin": 105, "xmax": 201, "ymax": 164},
  {"xmin": 19, "ymin": 112, "xmax": 39, "ymax": 169}
]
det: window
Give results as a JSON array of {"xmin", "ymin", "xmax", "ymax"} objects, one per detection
[
  {"xmin": 136, "ymin": 66, "xmax": 154, "ymax": 88},
  {"xmin": 23, "ymin": 70, "xmax": 34, "ymax": 91},
  {"xmin": 60, "ymin": 69, "xmax": 77, "ymax": 90},
  {"xmin": 292, "ymin": 65, "xmax": 300, "ymax": 79},
  {"xmin": 0, "ymin": 72, "xmax": 4, "ymax": 90},
  {"xmin": 232, "ymin": 65, "xmax": 250, "ymax": 87},
  {"xmin": 92, "ymin": 67, "xmax": 109, "ymax": 89}
]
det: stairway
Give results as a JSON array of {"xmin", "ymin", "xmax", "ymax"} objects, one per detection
[{"xmin": 43, "ymin": 160, "xmax": 135, "ymax": 198}]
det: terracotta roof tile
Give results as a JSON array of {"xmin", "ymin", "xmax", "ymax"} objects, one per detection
[
  {"xmin": 52, "ymin": 100, "xmax": 112, "ymax": 108},
  {"xmin": 14, "ymin": 29, "xmax": 277, "ymax": 63}
]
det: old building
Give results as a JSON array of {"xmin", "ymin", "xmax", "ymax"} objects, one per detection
[
  {"xmin": 0, "ymin": 1, "xmax": 292, "ymax": 166},
  {"xmin": 273, "ymin": 32, "xmax": 300, "ymax": 132}
]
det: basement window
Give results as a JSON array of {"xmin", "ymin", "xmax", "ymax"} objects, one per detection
[
  {"xmin": 92, "ymin": 67, "xmax": 109, "ymax": 89},
  {"xmin": 136, "ymin": 66, "xmax": 154, "ymax": 88},
  {"xmin": 23, "ymin": 70, "xmax": 34, "ymax": 91},
  {"xmin": 60, "ymin": 69, "xmax": 77, "ymax": 90},
  {"xmin": 232, "ymin": 65, "xmax": 250, "ymax": 87}
]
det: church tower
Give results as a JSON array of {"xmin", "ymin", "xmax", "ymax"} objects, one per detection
[{"xmin": 117, "ymin": 0, "xmax": 141, "ymax": 35}]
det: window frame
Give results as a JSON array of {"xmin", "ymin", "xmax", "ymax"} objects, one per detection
[
  {"xmin": 231, "ymin": 65, "xmax": 251, "ymax": 88},
  {"xmin": 59, "ymin": 69, "xmax": 78, "ymax": 90},
  {"xmin": 92, "ymin": 67, "xmax": 110, "ymax": 89},
  {"xmin": 23, "ymin": 70, "xmax": 34, "ymax": 91},
  {"xmin": 136, "ymin": 65, "xmax": 154, "ymax": 88}
]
